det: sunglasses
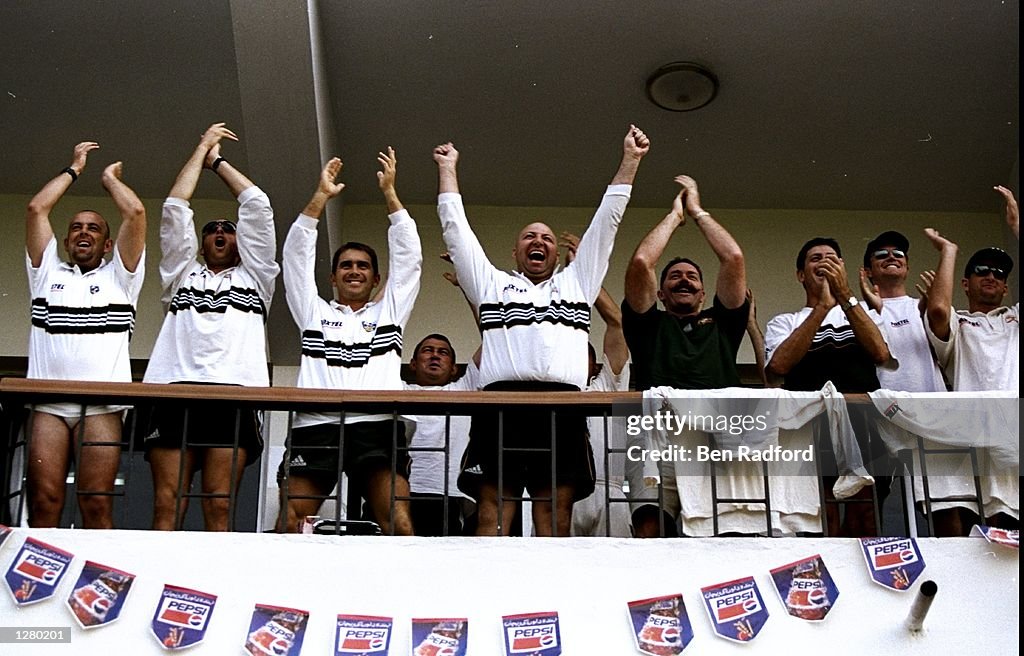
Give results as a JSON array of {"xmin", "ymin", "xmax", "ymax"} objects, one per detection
[
  {"xmin": 970, "ymin": 264, "xmax": 1008, "ymax": 280},
  {"xmin": 201, "ymin": 220, "xmax": 237, "ymax": 235},
  {"xmin": 871, "ymin": 248, "xmax": 906, "ymax": 261}
]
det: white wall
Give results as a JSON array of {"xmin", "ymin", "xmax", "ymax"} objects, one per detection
[{"xmin": 1, "ymin": 528, "xmax": 1018, "ymax": 654}]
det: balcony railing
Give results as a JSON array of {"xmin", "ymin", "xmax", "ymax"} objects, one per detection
[{"xmin": 0, "ymin": 378, "xmax": 1005, "ymax": 538}]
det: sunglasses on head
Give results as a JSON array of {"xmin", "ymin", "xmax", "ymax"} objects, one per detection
[
  {"xmin": 970, "ymin": 264, "xmax": 1008, "ymax": 280},
  {"xmin": 201, "ymin": 220, "xmax": 236, "ymax": 235},
  {"xmin": 871, "ymin": 248, "xmax": 906, "ymax": 261}
]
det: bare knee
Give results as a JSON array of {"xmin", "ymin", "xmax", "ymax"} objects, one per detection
[
  {"xmin": 77, "ymin": 493, "xmax": 114, "ymax": 529},
  {"xmin": 201, "ymin": 496, "xmax": 232, "ymax": 531}
]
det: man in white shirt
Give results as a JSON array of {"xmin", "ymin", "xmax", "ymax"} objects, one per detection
[
  {"xmin": 25, "ymin": 141, "xmax": 146, "ymax": 528},
  {"xmin": 144, "ymin": 124, "xmax": 278, "ymax": 531},
  {"xmin": 923, "ymin": 185, "xmax": 1019, "ymax": 529},
  {"xmin": 277, "ymin": 150, "xmax": 421, "ymax": 535},
  {"xmin": 858, "ymin": 230, "xmax": 965, "ymax": 534},
  {"xmin": 404, "ymin": 334, "xmax": 480, "ymax": 536},
  {"xmin": 434, "ymin": 125, "xmax": 649, "ymax": 536}
]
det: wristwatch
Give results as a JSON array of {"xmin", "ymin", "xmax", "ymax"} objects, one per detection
[{"xmin": 839, "ymin": 295, "xmax": 858, "ymax": 312}]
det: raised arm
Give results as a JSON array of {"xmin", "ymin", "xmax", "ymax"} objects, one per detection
[
  {"xmin": 26, "ymin": 142, "xmax": 97, "ymax": 266},
  {"xmin": 169, "ymin": 123, "xmax": 238, "ymax": 201},
  {"xmin": 435, "ymin": 142, "xmax": 494, "ymax": 306},
  {"xmin": 285, "ymin": 158, "xmax": 344, "ymax": 326},
  {"xmin": 380, "ymin": 147, "xmax": 422, "ymax": 321},
  {"xmin": 301, "ymin": 157, "xmax": 345, "ymax": 221},
  {"xmin": 624, "ymin": 185, "xmax": 684, "ymax": 313},
  {"xmin": 995, "ymin": 185, "xmax": 1019, "ymax": 240},
  {"xmin": 676, "ymin": 175, "xmax": 745, "ymax": 309},
  {"xmin": 205, "ymin": 140, "xmax": 255, "ymax": 198},
  {"xmin": 610, "ymin": 124, "xmax": 650, "ymax": 185},
  {"xmin": 377, "ymin": 147, "xmax": 403, "ymax": 213},
  {"xmin": 562, "ymin": 231, "xmax": 628, "ymax": 375},
  {"xmin": 923, "ymin": 228, "xmax": 957, "ymax": 341},
  {"xmin": 434, "ymin": 142, "xmax": 460, "ymax": 195},
  {"xmin": 102, "ymin": 162, "xmax": 146, "ymax": 273}
]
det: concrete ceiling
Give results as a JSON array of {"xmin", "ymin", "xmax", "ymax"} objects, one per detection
[
  {"xmin": 1, "ymin": 0, "xmax": 1017, "ymax": 211},
  {"xmin": 1, "ymin": 0, "xmax": 1018, "ymax": 363}
]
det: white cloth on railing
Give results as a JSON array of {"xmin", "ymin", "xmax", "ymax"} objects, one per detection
[
  {"xmin": 869, "ymin": 390, "xmax": 1019, "ymax": 518},
  {"xmin": 639, "ymin": 384, "xmax": 873, "ymax": 536}
]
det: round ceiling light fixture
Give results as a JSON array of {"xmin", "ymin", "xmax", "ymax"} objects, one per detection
[{"xmin": 646, "ymin": 62, "xmax": 719, "ymax": 112}]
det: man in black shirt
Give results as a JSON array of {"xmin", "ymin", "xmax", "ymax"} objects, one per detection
[{"xmin": 623, "ymin": 175, "xmax": 748, "ymax": 537}]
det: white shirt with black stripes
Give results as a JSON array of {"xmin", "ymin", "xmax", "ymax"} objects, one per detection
[
  {"xmin": 144, "ymin": 186, "xmax": 279, "ymax": 386},
  {"xmin": 27, "ymin": 237, "xmax": 144, "ymax": 383},
  {"xmin": 438, "ymin": 186, "xmax": 631, "ymax": 389},
  {"xmin": 284, "ymin": 211, "xmax": 422, "ymax": 428}
]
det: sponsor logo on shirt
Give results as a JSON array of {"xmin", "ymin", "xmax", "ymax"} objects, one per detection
[
  {"xmin": 890, "ymin": 318, "xmax": 909, "ymax": 327},
  {"xmin": 502, "ymin": 283, "xmax": 527, "ymax": 294}
]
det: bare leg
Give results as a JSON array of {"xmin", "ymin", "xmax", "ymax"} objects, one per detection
[
  {"xmin": 530, "ymin": 484, "xmax": 575, "ymax": 537},
  {"xmin": 74, "ymin": 413, "xmax": 123, "ymax": 529},
  {"xmin": 364, "ymin": 467, "xmax": 414, "ymax": 536},
  {"xmin": 277, "ymin": 475, "xmax": 333, "ymax": 533},
  {"xmin": 475, "ymin": 483, "xmax": 518, "ymax": 536},
  {"xmin": 150, "ymin": 447, "xmax": 197, "ymax": 530},
  {"xmin": 200, "ymin": 447, "xmax": 248, "ymax": 532},
  {"xmin": 26, "ymin": 411, "xmax": 73, "ymax": 527}
]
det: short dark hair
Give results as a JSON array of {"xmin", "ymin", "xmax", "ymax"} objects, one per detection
[
  {"xmin": 796, "ymin": 237, "xmax": 841, "ymax": 270},
  {"xmin": 332, "ymin": 242, "xmax": 379, "ymax": 275},
  {"xmin": 71, "ymin": 210, "xmax": 111, "ymax": 241},
  {"xmin": 413, "ymin": 333, "xmax": 456, "ymax": 362},
  {"xmin": 659, "ymin": 257, "xmax": 703, "ymax": 286}
]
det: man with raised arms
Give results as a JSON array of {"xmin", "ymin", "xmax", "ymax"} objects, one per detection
[
  {"xmin": 434, "ymin": 125, "xmax": 649, "ymax": 536},
  {"xmin": 25, "ymin": 141, "xmax": 146, "ymax": 528},
  {"xmin": 277, "ymin": 149, "xmax": 421, "ymax": 536}
]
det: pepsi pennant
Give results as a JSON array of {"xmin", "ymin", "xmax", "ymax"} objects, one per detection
[
  {"xmin": 700, "ymin": 576, "xmax": 769, "ymax": 643},
  {"xmin": 4, "ymin": 537, "xmax": 73, "ymax": 605},
  {"xmin": 151, "ymin": 584, "xmax": 217, "ymax": 650},
  {"xmin": 502, "ymin": 611, "xmax": 561, "ymax": 656},
  {"xmin": 65, "ymin": 561, "xmax": 135, "ymax": 629},
  {"xmin": 245, "ymin": 603, "xmax": 309, "ymax": 655},
  {"xmin": 627, "ymin": 593, "xmax": 693, "ymax": 655},
  {"xmin": 860, "ymin": 537, "xmax": 926, "ymax": 591},
  {"xmin": 411, "ymin": 617, "xmax": 467, "ymax": 656},
  {"xmin": 970, "ymin": 525, "xmax": 1020, "ymax": 549},
  {"xmin": 336, "ymin": 615, "xmax": 392, "ymax": 655},
  {"xmin": 769, "ymin": 555, "xmax": 839, "ymax": 621}
]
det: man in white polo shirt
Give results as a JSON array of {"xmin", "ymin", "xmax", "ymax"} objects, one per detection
[
  {"xmin": 434, "ymin": 125, "xmax": 649, "ymax": 536},
  {"xmin": 25, "ymin": 141, "xmax": 146, "ymax": 528},
  {"xmin": 923, "ymin": 185, "xmax": 1019, "ymax": 528}
]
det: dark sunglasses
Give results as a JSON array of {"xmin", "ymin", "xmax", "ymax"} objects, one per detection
[
  {"xmin": 871, "ymin": 248, "xmax": 906, "ymax": 261},
  {"xmin": 970, "ymin": 264, "xmax": 1008, "ymax": 280},
  {"xmin": 201, "ymin": 220, "xmax": 236, "ymax": 235}
]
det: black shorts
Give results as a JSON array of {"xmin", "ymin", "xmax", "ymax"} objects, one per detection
[
  {"xmin": 277, "ymin": 420, "xmax": 410, "ymax": 490},
  {"xmin": 143, "ymin": 385, "xmax": 263, "ymax": 466},
  {"xmin": 457, "ymin": 382, "xmax": 595, "ymax": 502}
]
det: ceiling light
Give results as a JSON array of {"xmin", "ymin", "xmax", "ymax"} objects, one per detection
[{"xmin": 646, "ymin": 62, "xmax": 719, "ymax": 112}]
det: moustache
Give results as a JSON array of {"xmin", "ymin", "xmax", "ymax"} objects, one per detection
[{"xmin": 671, "ymin": 282, "xmax": 699, "ymax": 294}]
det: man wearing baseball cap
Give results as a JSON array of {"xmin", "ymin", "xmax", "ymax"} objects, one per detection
[
  {"xmin": 860, "ymin": 230, "xmax": 964, "ymax": 533},
  {"xmin": 923, "ymin": 185, "xmax": 1019, "ymax": 529}
]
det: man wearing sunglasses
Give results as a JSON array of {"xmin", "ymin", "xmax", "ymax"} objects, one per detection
[
  {"xmin": 923, "ymin": 186, "xmax": 1019, "ymax": 529},
  {"xmin": 144, "ymin": 123, "xmax": 280, "ymax": 531},
  {"xmin": 859, "ymin": 231, "xmax": 962, "ymax": 533}
]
